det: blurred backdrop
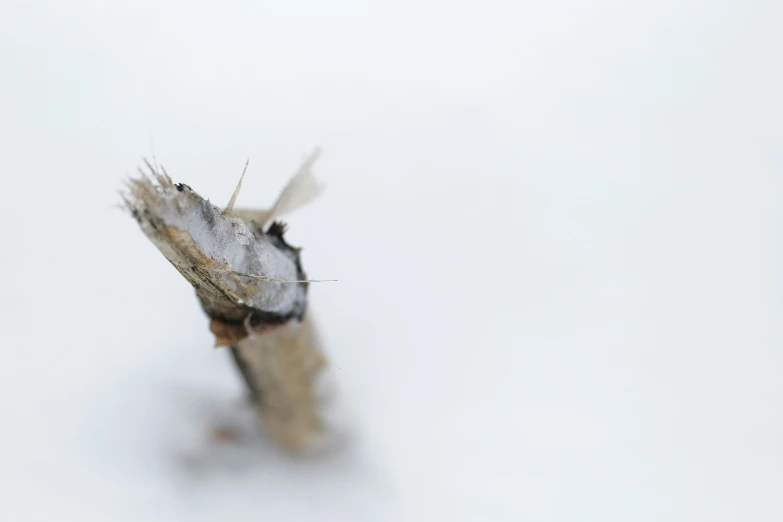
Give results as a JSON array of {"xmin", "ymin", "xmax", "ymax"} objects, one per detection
[{"xmin": 0, "ymin": 1, "xmax": 781, "ymax": 521}]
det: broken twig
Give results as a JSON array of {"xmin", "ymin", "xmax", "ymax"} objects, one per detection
[{"xmin": 122, "ymin": 150, "xmax": 336, "ymax": 453}]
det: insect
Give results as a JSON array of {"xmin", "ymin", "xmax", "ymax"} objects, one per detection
[{"xmin": 122, "ymin": 150, "xmax": 337, "ymax": 453}]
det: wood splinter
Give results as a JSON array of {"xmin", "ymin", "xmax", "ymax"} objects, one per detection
[{"xmin": 122, "ymin": 149, "xmax": 337, "ymax": 453}]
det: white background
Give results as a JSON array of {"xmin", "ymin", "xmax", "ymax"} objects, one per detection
[{"xmin": 1, "ymin": 1, "xmax": 781, "ymax": 520}]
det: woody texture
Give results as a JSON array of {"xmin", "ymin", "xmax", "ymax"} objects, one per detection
[{"xmin": 121, "ymin": 151, "xmax": 334, "ymax": 453}]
